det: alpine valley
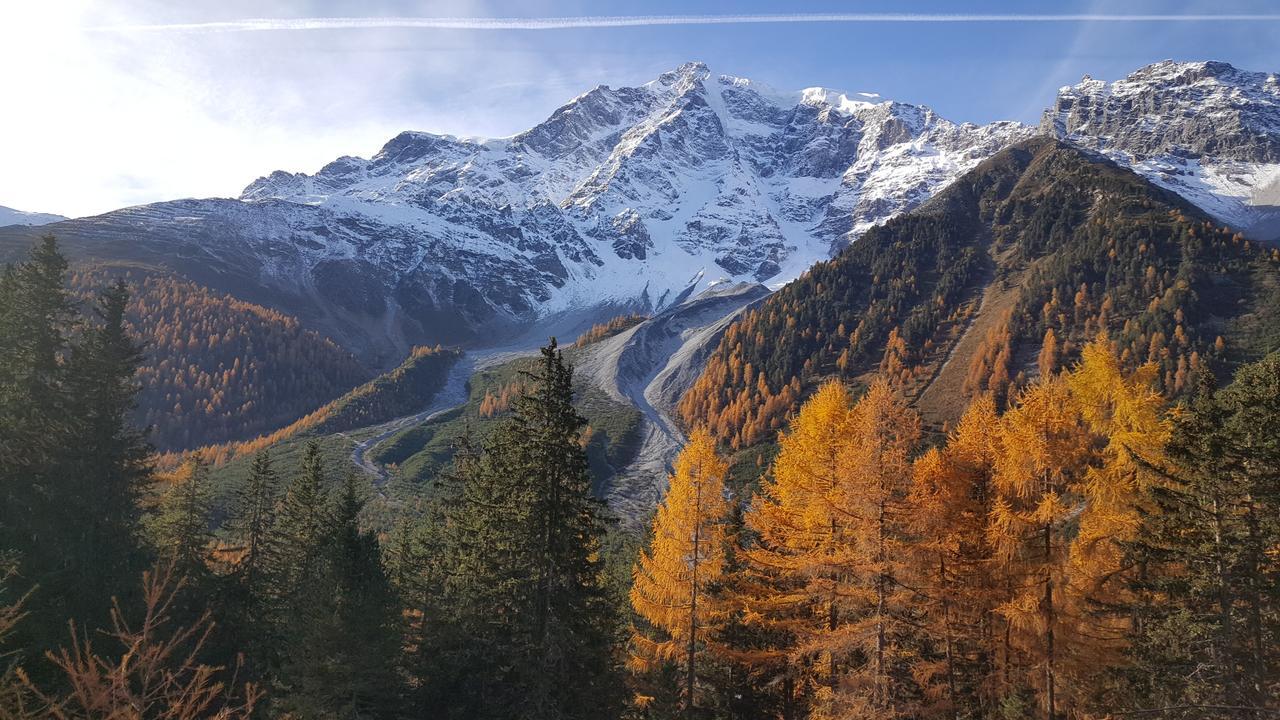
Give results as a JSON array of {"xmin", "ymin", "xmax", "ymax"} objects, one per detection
[{"xmin": 6, "ymin": 35, "xmax": 1280, "ymax": 720}]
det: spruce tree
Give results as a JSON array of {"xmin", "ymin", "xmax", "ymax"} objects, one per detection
[
  {"xmin": 276, "ymin": 471, "xmax": 404, "ymax": 718},
  {"xmin": 1127, "ymin": 356, "xmax": 1280, "ymax": 717},
  {"xmin": 434, "ymin": 339, "xmax": 623, "ymax": 720},
  {"xmin": 64, "ymin": 278, "xmax": 152, "ymax": 624},
  {"xmin": 272, "ymin": 440, "xmax": 330, "ymax": 597},
  {"xmin": 219, "ymin": 449, "xmax": 280, "ymax": 672},
  {"xmin": 509, "ymin": 339, "xmax": 623, "ymax": 720},
  {"xmin": 0, "ymin": 238, "xmax": 78, "ymax": 597},
  {"xmin": 152, "ymin": 455, "xmax": 214, "ymax": 587}
]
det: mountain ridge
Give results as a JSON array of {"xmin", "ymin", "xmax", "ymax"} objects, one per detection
[
  {"xmin": 680, "ymin": 135, "xmax": 1280, "ymax": 465},
  {"xmin": 2, "ymin": 59, "xmax": 1277, "ymax": 373},
  {"xmin": 0, "ymin": 204, "xmax": 67, "ymax": 227}
]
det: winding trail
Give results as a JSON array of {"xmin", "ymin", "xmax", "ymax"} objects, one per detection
[
  {"xmin": 347, "ymin": 347, "xmax": 538, "ymax": 486},
  {"xmin": 348, "ymin": 353, "xmax": 478, "ymax": 486}
]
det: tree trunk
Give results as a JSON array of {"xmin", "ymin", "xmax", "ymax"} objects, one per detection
[
  {"xmin": 941, "ymin": 554, "xmax": 958, "ymax": 720},
  {"xmin": 1210, "ymin": 495, "xmax": 1237, "ymax": 705},
  {"xmin": 1243, "ymin": 500, "xmax": 1265, "ymax": 715},
  {"xmin": 687, "ymin": 471, "xmax": 702, "ymax": 720},
  {"xmin": 1043, "ymin": 523, "xmax": 1056, "ymax": 720},
  {"xmin": 876, "ymin": 495, "xmax": 887, "ymax": 711}
]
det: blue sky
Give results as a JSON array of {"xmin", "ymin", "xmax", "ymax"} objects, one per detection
[{"xmin": 1, "ymin": 0, "xmax": 1277, "ymax": 217}]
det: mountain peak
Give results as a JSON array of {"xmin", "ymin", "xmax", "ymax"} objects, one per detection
[{"xmin": 650, "ymin": 61, "xmax": 712, "ymax": 89}]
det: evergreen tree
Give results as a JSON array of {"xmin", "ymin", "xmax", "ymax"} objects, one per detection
[
  {"xmin": 151, "ymin": 455, "xmax": 214, "ymax": 586},
  {"xmin": 0, "ymin": 238, "xmax": 151, "ymax": 671},
  {"xmin": 0, "ymin": 238, "xmax": 79, "ymax": 640},
  {"xmin": 272, "ymin": 439, "xmax": 330, "ymax": 597},
  {"xmin": 276, "ymin": 472, "xmax": 403, "ymax": 718},
  {"xmin": 219, "ymin": 449, "xmax": 280, "ymax": 672},
  {"xmin": 1127, "ymin": 355, "xmax": 1280, "ymax": 718},
  {"xmin": 511, "ymin": 339, "xmax": 623, "ymax": 720},
  {"xmin": 432, "ymin": 339, "xmax": 623, "ymax": 720},
  {"xmin": 64, "ymin": 278, "xmax": 152, "ymax": 624}
]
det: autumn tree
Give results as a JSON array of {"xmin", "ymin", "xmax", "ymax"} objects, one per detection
[
  {"xmin": 629, "ymin": 428, "xmax": 732, "ymax": 717},
  {"xmin": 739, "ymin": 379, "xmax": 922, "ymax": 718},
  {"xmin": 1061, "ymin": 338, "xmax": 1169, "ymax": 705},
  {"xmin": 24, "ymin": 562, "xmax": 260, "ymax": 719},
  {"xmin": 908, "ymin": 395, "xmax": 1001, "ymax": 718},
  {"xmin": 988, "ymin": 375, "xmax": 1093, "ymax": 719}
]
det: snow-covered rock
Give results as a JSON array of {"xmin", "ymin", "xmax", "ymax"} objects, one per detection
[
  {"xmin": 1043, "ymin": 60, "xmax": 1280, "ymax": 240},
  {"xmin": 0, "ymin": 205, "xmax": 66, "ymax": 227},
  {"xmin": 233, "ymin": 62, "xmax": 1032, "ymax": 327},
  {"xmin": 7, "ymin": 60, "xmax": 1279, "ymax": 367}
]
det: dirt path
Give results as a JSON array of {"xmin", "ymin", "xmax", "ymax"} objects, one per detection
[
  {"xmin": 347, "ymin": 352, "xmax": 484, "ymax": 487},
  {"xmin": 913, "ymin": 264, "xmax": 1024, "ymax": 429}
]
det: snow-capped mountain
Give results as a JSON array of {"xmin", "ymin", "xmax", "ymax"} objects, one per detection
[
  {"xmin": 238, "ymin": 62, "xmax": 1029, "ymax": 319},
  {"xmin": 1044, "ymin": 60, "xmax": 1280, "ymax": 240},
  {"xmin": 4, "ymin": 60, "xmax": 1278, "ymax": 367},
  {"xmin": 0, "ymin": 205, "xmax": 66, "ymax": 227}
]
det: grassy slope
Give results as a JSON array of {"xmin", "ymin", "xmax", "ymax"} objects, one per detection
[
  {"xmin": 375, "ymin": 347, "xmax": 645, "ymax": 508},
  {"xmin": 203, "ymin": 348, "xmax": 462, "ymax": 521}
]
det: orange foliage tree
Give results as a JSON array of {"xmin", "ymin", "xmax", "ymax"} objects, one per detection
[
  {"xmin": 629, "ymin": 428, "xmax": 732, "ymax": 717},
  {"xmin": 737, "ymin": 380, "xmax": 922, "ymax": 718}
]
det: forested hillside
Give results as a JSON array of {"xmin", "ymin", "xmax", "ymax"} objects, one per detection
[
  {"xmin": 191, "ymin": 343, "xmax": 461, "ymax": 469},
  {"xmin": 2, "ymin": 225, "xmax": 1278, "ymax": 720},
  {"xmin": 70, "ymin": 268, "xmax": 370, "ymax": 450},
  {"xmin": 680, "ymin": 138, "xmax": 1280, "ymax": 450}
]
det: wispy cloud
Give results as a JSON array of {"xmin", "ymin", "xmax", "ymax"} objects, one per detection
[{"xmin": 87, "ymin": 13, "xmax": 1280, "ymax": 33}]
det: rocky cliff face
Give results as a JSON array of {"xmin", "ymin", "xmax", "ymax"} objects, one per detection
[
  {"xmin": 236, "ymin": 62, "xmax": 1032, "ymax": 320},
  {"xmin": 1043, "ymin": 60, "xmax": 1280, "ymax": 240}
]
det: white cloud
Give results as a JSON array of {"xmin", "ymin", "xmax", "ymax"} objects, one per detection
[
  {"xmin": 0, "ymin": 1, "xmax": 584, "ymax": 217},
  {"xmin": 86, "ymin": 12, "xmax": 1280, "ymax": 33}
]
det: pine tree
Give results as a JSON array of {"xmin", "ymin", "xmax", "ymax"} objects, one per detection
[
  {"xmin": 1126, "ymin": 354, "xmax": 1280, "ymax": 718},
  {"xmin": 431, "ymin": 339, "xmax": 623, "ymax": 720},
  {"xmin": 629, "ymin": 428, "xmax": 732, "ymax": 717}
]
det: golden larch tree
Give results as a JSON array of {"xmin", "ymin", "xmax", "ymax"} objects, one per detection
[
  {"xmin": 630, "ymin": 428, "xmax": 732, "ymax": 717},
  {"xmin": 988, "ymin": 375, "xmax": 1094, "ymax": 720},
  {"xmin": 740, "ymin": 379, "xmax": 922, "ymax": 719},
  {"xmin": 1061, "ymin": 337, "xmax": 1170, "ymax": 705},
  {"xmin": 908, "ymin": 395, "xmax": 1002, "ymax": 718}
]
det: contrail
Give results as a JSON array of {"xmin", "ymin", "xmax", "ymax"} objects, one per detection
[{"xmin": 86, "ymin": 13, "xmax": 1280, "ymax": 33}]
